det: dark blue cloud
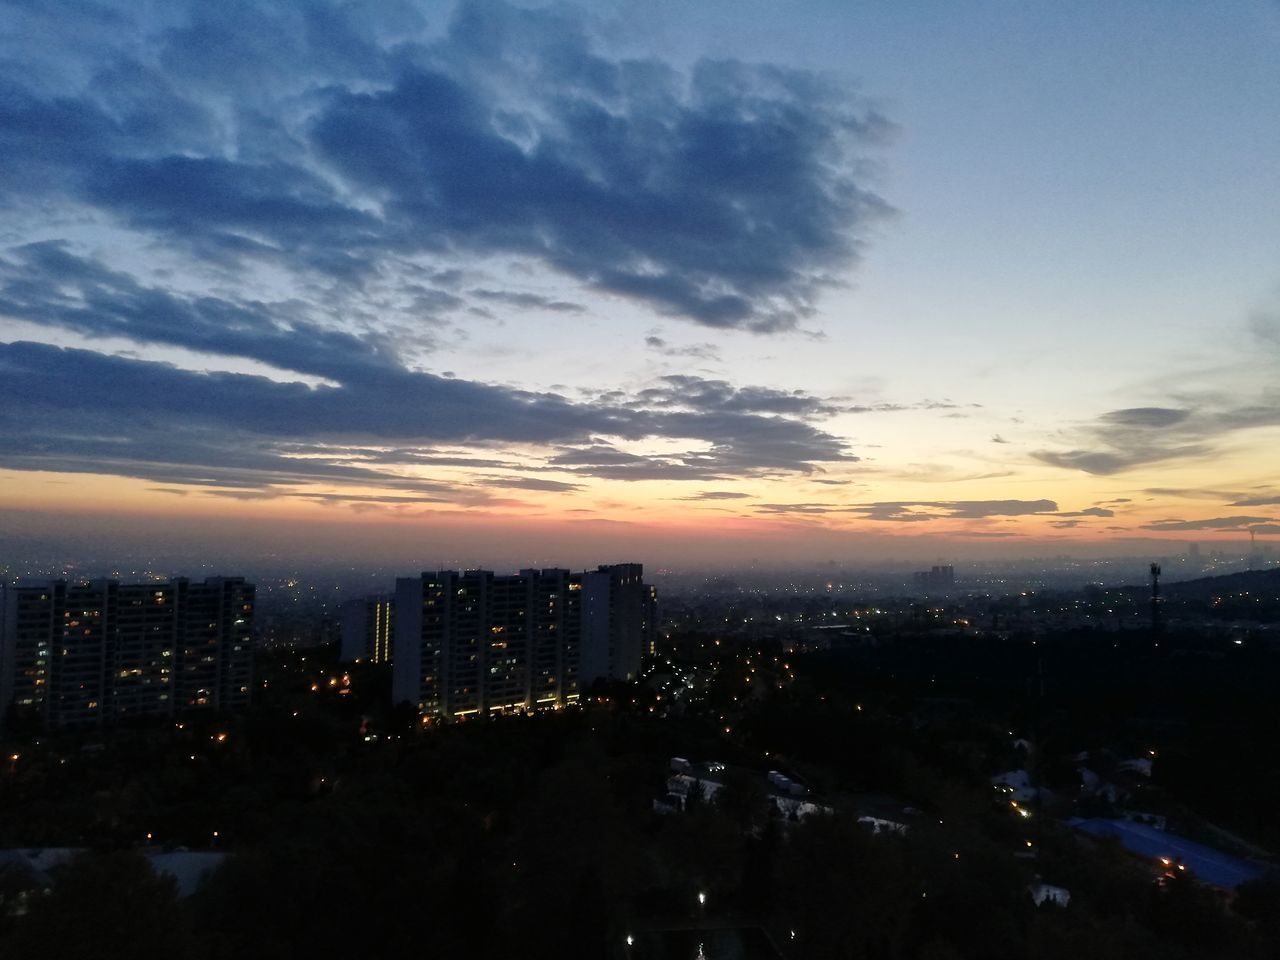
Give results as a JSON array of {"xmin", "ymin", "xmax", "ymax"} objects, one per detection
[
  {"xmin": 0, "ymin": 243, "xmax": 395, "ymax": 382},
  {"xmin": 469, "ymin": 289, "xmax": 584, "ymax": 312},
  {"xmin": 83, "ymin": 156, "xmax": 381, "ymax": 268},
  {"xmin": 0, "ymin": 340, "xmax": 855, "ymax": 489},
  {"xmin": 0, "ymin": 78, "xmax": 120, "ymax": 193},
  {"xmin": 626, "ymin": 375, "xmax": 842, "ymax": 417},
  {"xmin": 0, "ymin": 0, "xmax": 890, "ymax": 330},
  {"xmin": 643, "ymin": 336, "xmax": 721, "ymax": 361},
  {"xmin": 310, "ymin": 41, "xmax": 890, "ymax": 329},
  {"xmin": 0, "ymin": 340, "xmax": 595, "ymax": 445},
  {"xmin": 1036, "ymin": 398, "xmax": 1280, "ymax": 475},
  {"xmin": 0, "ymin": 0, "xmax": 890, "ymax": 496}
]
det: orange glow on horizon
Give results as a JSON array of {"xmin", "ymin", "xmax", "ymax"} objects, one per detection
[{"xmin": 3, "ymin": 452, "xmax": 1277, "ymax": 569}]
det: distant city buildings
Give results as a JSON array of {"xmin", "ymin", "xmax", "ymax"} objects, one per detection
[
  {"xmin": 392, "ymin": 563, "xmax": 655, "ymax": 721},
  {"xmin": 340, "ymin": 593, "xmax": 394, "ymax": 663},
  {"xmin": 0, "ymin": 577, "xmax": 254, "ymax": 729},
  {"xmin": 913, "ymin": 565, "xmax": 956, "ymax": 590}
]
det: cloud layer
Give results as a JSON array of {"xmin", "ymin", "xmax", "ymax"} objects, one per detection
[
  {"xmin": 3, "ymin": 0, "xmax": 1270, "ymax": 546},
  {"xmin": 0, "ymin": 0, "xmax": 907, "ymax": 509},
  {"xmin": 1, "ymin": 0, "xmax": 891, "ymax": 331}
]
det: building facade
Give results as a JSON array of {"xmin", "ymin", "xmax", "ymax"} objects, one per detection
[
  {"xmin": 0, "ymin": 577, "xmax": 254, "ymax": 729},
  {"xmin": 913, "ymin": 565, "xmax": 956, "ymax": 590},
  {"xmin": 339, "ymin": 594, "xmax": 395, "ymax": 664},
  {"xmin": 642, "ymin": 583, "xmax": 660, "ymax": 658},
  {"xmin": 580, "ymin": 563, "xmax": 646, "ymax": 686},
  {"xmin": 392, "ymin": 563, "xmax": 649, "ymax": 721}
]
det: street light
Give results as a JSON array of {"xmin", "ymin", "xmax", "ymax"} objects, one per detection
[{"xmin": 697, "ymin": 891, "xmax": 706, "ymax": 906}]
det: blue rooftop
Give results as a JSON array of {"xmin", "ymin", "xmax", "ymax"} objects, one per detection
[{"xmin": 1069, "ymin": 818, "xmax": 1269, "ymax": 890}]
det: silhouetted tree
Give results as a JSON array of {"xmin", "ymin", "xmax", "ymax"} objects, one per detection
[{"xmin": 1, "ymin": 851, "xmax": 192, "ymax": 960}]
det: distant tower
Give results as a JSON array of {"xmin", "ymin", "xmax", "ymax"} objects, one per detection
[{"xmin": 1149, "ymin": 562, "xmax": 1162, "ymax": 632}]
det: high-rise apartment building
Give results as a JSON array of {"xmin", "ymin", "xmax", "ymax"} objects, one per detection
[
  {"xmin": 340, "ymin": 594, "xmax": 395, "ymax": 663},
  {"xmin": 0, "ymin": 577, "xmax": 254, "ymax": 729},
  {"xmin": 110, "ymin": 582, "xmax": 179, "ymax": 721},
  {"xmin": 642, "ymin": 583, "xmax": 660, "ymax": 658},
  {"xmin": 393, "ymin": 564, "xmax": 652, "ymax": 721},
  {"xmin": 1, "ymin": 583, "xmax": 59, "ymax": 725},
  {"xmin": 580, "ymin": 563, "xmax": 646, "ymax": 686},
  {"xmin": 174, "ymin": 577, "xmax": 255, "ymax": 713},
  {"xmin": 527, "ymin": 568, "xmax": 580, "ymax": 709}
]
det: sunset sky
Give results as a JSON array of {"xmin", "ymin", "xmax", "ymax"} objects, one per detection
[{"xmin": 2, "ymin": 0, "xmax": 1279, "ymax": 569}]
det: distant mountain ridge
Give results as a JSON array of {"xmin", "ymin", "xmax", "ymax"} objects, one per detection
[{"xmin": 1120, "ymin": 566, "xmax": 1280, "ymax": 601}]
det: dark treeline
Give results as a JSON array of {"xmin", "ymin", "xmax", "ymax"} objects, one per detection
[
  {"xmin": 1, "ymin": 631, "xmax": 1277, "ymax": 959},
  {"xmin": 793, "ymin": 627, "xmax": 1280, "ymax": 851}
]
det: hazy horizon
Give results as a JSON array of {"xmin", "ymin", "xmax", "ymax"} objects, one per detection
[{"xmin": 2, "ymin": 507, "xmax": 1267, "ymax": 591}]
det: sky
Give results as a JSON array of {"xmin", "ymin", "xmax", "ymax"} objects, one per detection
[{"xmin": 1, "ymin": 0, "xmax": 1279, "ymax": 571}]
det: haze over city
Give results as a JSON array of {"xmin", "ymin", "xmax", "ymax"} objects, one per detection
[{"xmin": 2, "ymin": 0, "xmax": 1279, "ymax": 571}]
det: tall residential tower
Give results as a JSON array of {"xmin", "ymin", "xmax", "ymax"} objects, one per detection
[
  {"xmin": 392, "ymin": 563, "xmax": 650, "ymax": 721},
  {"xmin": 340, "ymin": 594, "xmax": 395, "ymax": 663},
  {"xmin": 0, "ymin": 577, "xmax": 254, "ymax": 729}
]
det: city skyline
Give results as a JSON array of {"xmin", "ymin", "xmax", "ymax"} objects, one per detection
[{"xmin": 2, "ymin": 0, "xmax": 1279, "ymax": 568}]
